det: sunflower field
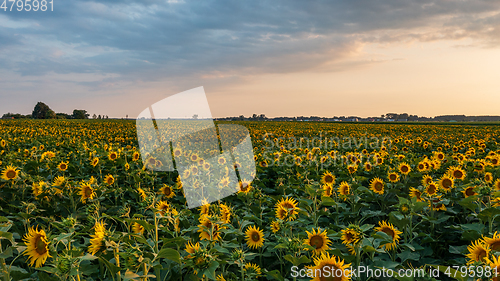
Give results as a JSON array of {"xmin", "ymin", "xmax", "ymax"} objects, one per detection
[{"xmin": 1, "ymin": 119, "xmax": 500, "ymax": 281}]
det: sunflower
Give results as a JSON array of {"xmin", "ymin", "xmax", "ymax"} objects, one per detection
[
  {"xmin": 199, "ymin": 203, "xmax": 210, "ymax": 216},
  {"xmin": 307, "ymin": 253, "xmax": 351, "ymax": 281},
  {"xmin": 374, "ymin": 221, "xmax": 402, "ymax": 251},
  {"xmin": 421, "ymin": 175, "xmax": 433, "ymax": 187},
  {"xmin": 462, "ymin": 186, "xmax": 477, "ymax": 198},
  {"xmin": 245, "ymin": 225, "xmax": 264, "ymax": 249},
  {"xmin": 429, "ymin": 196, "xmax": 446, "ymax": 211},
  {"xmin": 132, "ymin": 222, "xmax": 145, "ymax": 235},
  {"xmin": 238, "ymin": 180, "xmax": 252, "ymax": 193},
  {"xmin": 438, "ymin": 176, "xmax": 454, "ymax": 192},
  {"xmin": 388, "ymin": 172, "xmax": 400, "ymax": 183},
  {"xmin": 219, "ymin": 203, "xmax": 231, "ymax": 224},
  {"xmin": 275, "ymin": 197, "xmax": 300, "ymax": 221},
  {"xmin": 398, "ymin": 162, "xmax": 411, "ymax": 175},
  {"xmin": 1, "ymin": 165, "xmax": 20, "ymax": 181},
  {"xmin": 91, "ymin": 157, "xmax": 99, "ymax": 167},
  {"xmin": 347, "ymin": 165, "xmax": 357, "ymax": 174},
  {"xmin": 104, "ymin": 175, "xmax": 114, "ymax": 185},
  {"xmin": 321, "ymin": 171, "xmax": 336, "ymax": 185},
  {"xmin": 417, "ymin": 162, "xmax": 427, "ymax": 172},
  {"xmin": 364, "ymin": 162, "xmax": 373, "ymax": 171},
  {"xmin": 340, "ymin": 228, "xmax": 360, "ymax": 246},
  {"xmin": 198, "ymin": 215, "xmax": 221, "ymax": 241},
  {"xmin": 22, "ymin": 226, "xmax": 51, "ymax": 268},
  {"xmin": 132, "ymin": 151, "xmax": 140, "ymax": 161},
  {"xmin": 218, "ymin": 157, "xmax": 227, "ymax": 165},
  {"xmin": 369, "ymin": 178, "xmax": 384, "ymax": 195},
  {"xmin": 57, "ymin": 161, "xmax": 68, "ymax": 172},
  {"xmin": 124, "ymin": 163, "xmax": 130, "ymax": 171},
  {"xmin": 79, "ymin": 183, "xmax": 95, "ymax": 203},
  {"xmin": 52, "ymin": 176, "xmax": 66, "ymax": 187},
  {"xmin": 160, "ymin": 184, "xmax": 175, "ymax": 198},
  {"xmin": 173, "ymin": 148, "xmax": 182, "ymax": 158},
  {"xmin": 108, "ymin": 151, "xmax": 118, "ymax": 161},
  {"xmin": 425, "ymin": 182, "xmax": 439, "ymax": 197},
  {"xmin": 323, "ymin": 184, "xmax": 333, "ymax": 197},
  {"xmin": 137, "ymin": 188, "xmax": 147, "ymax": 201},
  {"xmin": 88, "ymin": 221, "xmax": 106, "ymax": 255},
  {"xmin": 337, "ymin": 181, "xmax": 350, "ymax": 197},
  {"xmin": 271, "ymin": 221, "xmax": 280, "ymax": 233},
  {"xmin": 466, "ymin": 239, "xmax": 490, "ymax": 264},
  {"xmin": 485, "ymin": 172, "xmax": 494, "ymax": 184},
  {"xmin": 185, "ymin": 241, "xmax": 201, "ymax": 258},
  {"xmin": 304, "ymin": 228, "xmax": 331, "ymax": 256},
  {"xmin": 483, "ymin": 232, "xmax": 500, "ymax": 251},
  {"xmin": 244, "ymin": 263, "xmax": 262, "ymax": 277},
  {"xmin": 485, "ymin": 255, "xmax": 500, "ymax": 281},
  {"xmin": 156, "ymin": 201, "xmax": 171, "ymax": 215},
  {"xmin": 494, "ymin": 179, "xmax": 500, "ymax": 191},
  {"xmin": 447, "ymin": 166, "xmax": 466, "ymax": 180}
]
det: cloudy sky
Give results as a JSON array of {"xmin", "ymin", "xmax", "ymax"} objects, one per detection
[{"xmin": 1, "ymin": 0, "xmax": 500, "ymax": 118}]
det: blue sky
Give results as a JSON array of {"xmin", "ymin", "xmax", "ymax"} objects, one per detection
[{"xmin": 1, "ymin": 0, "xmax": 500, "ymax": 118}]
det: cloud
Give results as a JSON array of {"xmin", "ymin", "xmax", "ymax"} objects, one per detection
[{"xmin": 1, "ymin": 0, "xmax": 500, "ymax": 90}]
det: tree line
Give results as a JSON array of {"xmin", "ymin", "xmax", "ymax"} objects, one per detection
[{"xmin": 2, "ymin": 102, "xmax": 108, "ymax": 120}]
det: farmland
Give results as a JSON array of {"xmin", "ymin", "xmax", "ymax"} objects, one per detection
[{"xmin": 1, "ymin": 119, "xmax": 500, "ymax": 280}]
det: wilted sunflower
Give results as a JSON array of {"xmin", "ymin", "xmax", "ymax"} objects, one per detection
[
  {"xmin": 275, "ymin": 197, "xmax": 300, "ymax": 221},
  {"xmin": 307, "ymin": 253, "xmax": 351, "ymax": 281},
  {"xmin": 374, "ymin": 221, "xmax": 402, "ymax": 251},
  {"xmin": 321, "ymin": 171, "xmax": 336, "ymax": 185},
  {"xmin": 462, "ymin": 186, "xmax": 477, "ymax": 198},
  {"xmin": 160, "ymin": 184, "xmax": 175, "ymax": 198},
  {"xmin": 1, "ymin": 165, "xmax": 20, "ymax": 181},
  {"xmin": 137, "ymin": 188, "xmax": 147, "ymax": 201},
  {"xmin": 88, "ymin": 221, "xmax": 106, "ymax": 255},
  {"xmin": 57, "ymin": 161, "xmax": 68, "ymax": 172},
  {"xmin": 483, "ymin": 232, "xmax": 500, "ymax": 251},
  {"xmin": 132, "ymin": 222, "xmax": 145, "ymax": 235},
  {"xmin": 438, "ymin": 176, "xmax": 454, "ymax": 192},
  {"xmin": 245, "ymin": 225, "xmax": 264, "ymax": 249},
  {"xmin": 304, "ymin": 228, "xmax": 331, "ymax": 256},
  {"xmin": 337, "ymin": 181, "xmax": 350, "ymax": 197},
  {"xmin": 447, "ymin": 166, "xmax": 466, "ymax": 180},
  {"xmin": 387, "ymin": 172, "xmax": 400, "ymax": 183},
  {"xmin": 466, "ymin": 239, "xmax": 490, "ymax": 264},
  {"xmin": 370, "ymin": 178, "xmax": 384, "ymax": 195},
  {"xmin": 79, "ymin": 183, "xmax": 95, "ymax": 203},
  {"xmin": 398, "ymin": 162, "xmax": 411, "ymax": 175},
  {"xmin": 23, "ymin": 226, "xmax": 51, "ymax": 268},
  {"xmin": 104, "ymin": 175, "xmax": 114, "ymax": 185}
]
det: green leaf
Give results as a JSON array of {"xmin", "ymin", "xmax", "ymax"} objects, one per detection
[
  {"xmin": 0, "ymin": 246, "xmax": 13, "ymax": 259},
  {"xmin": 156, "ymin": 248, "xmax": 181, "ymax": 264},
  {"xmin": 0, "ymin": 231, "xmax": 13, "ymax": 242},
  {"xmin": 267, "ymin": 270, "xmax": 285, "ymax": 281},
  {"xmin": 448, "ymin": 245, "xmax": 467, "ymax": 254},
  {"xmin": 478, "ymin": 207, "xmax": 500, "ymax": 223},
  {"xmin": 203, "ymin": 260, "xmax": 219, "ymax": 280},
  {"xmin": 321, "ymin": 196, "xmax": 336, "ymax": 206},
  {"xmin": 123, "ymin": 270, "xmax": 141, "ymax": 281},
  {"xmin": 284, "ymin": 255, "xmax": 310, "ymax": 266},
  {"xmin": 458, "ymin": 196, "xmax": 479, "ymax": 212},
  {"xmin": 397, "ymin": 250, "xmax": 420, "ymax": 263}
]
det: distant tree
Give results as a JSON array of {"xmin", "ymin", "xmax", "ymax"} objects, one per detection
[
  {"xmin": 98, "ymin": 115, "xmax": 102, "ymax": 119},
  {"xmin": 106, "ymin": 115, "xmax": 109, "ymax": 119},
  {"xmin": 32, "ymin": 102, "xmax": 56, "ymax": 119},
  {"xmin": 72, "ymin": 109, "xmax": 89, "ymax": 119},
  {"xmin": 56, "ymin": 113, "xmax": 71, "ymax": 119},
  {"xmin": 192, "ymin": 114, "xmax": 198, "ymax": 120},
  {"xmin": 2, "ymin": 113, "xmax": 30, "ymax": 119},
  {"xmin": 92, "ymin": 114, "xmax": 97, "ymax": 119}
]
